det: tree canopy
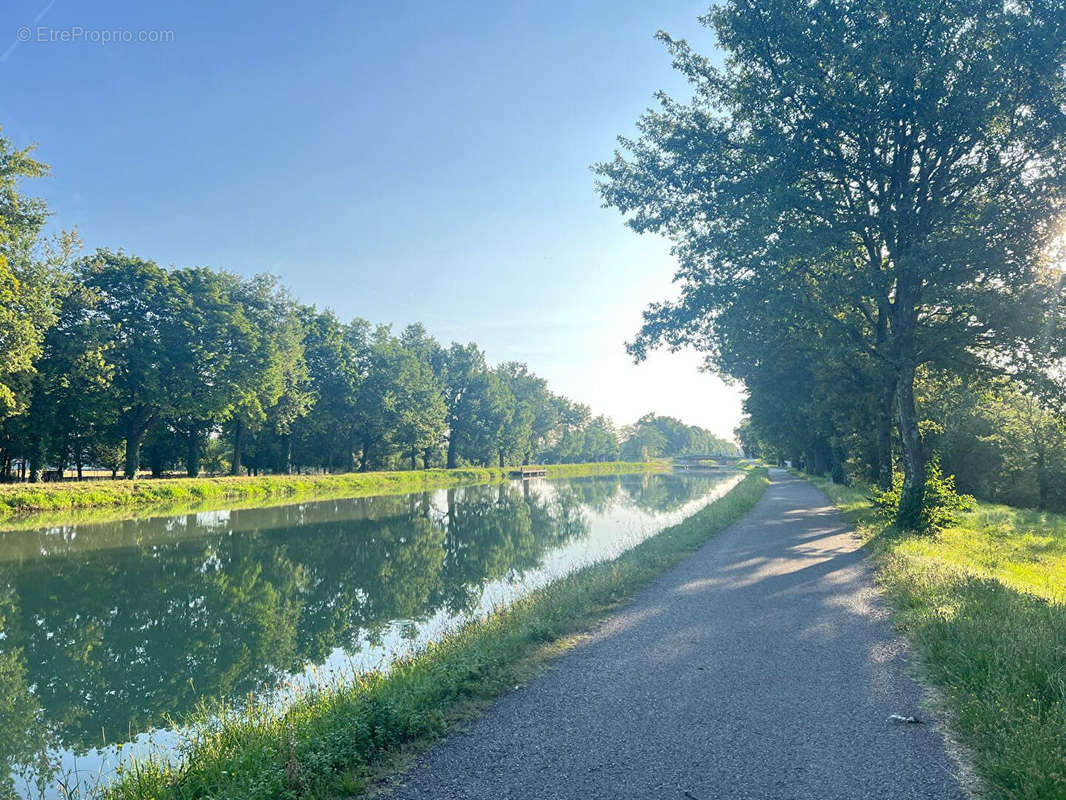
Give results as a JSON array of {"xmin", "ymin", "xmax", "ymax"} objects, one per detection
[{"xmin": 597, "ymin": 0, "xmax": 1066, "ymax": 526}]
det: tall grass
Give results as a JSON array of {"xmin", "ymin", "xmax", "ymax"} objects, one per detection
[
  {"xmin": 0, "ymin": 461, "xmax": 667, "ymax": 522},
  {"xmin": 809, "ymin": 476, "xmax": 1066, "ymax": 800},
  {"xmin": 100, "ymin": 469, "xmax": 769, "ymax": 800}
]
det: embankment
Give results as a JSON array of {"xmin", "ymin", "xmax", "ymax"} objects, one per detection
[{"xmin": 0, "ymin": 460, "xmax": 668, "ymax": 521}]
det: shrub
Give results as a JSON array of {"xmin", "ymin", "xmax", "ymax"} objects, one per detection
[{"xmin": 873, "ymin": 455, "xmax": 974, "ymax": 534}]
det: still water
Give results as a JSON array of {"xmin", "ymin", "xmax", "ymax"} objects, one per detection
[{"xmin": 0, "ymin": 471, "xmax": 739, "ymax": 798}]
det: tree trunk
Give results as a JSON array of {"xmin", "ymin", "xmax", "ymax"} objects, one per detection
[
  {"xmin": 873, "ymin": 302, "xmax": 894, "ymax": 488},
  {"xmin": 1036, "ymin": 449, "xmax": 1049, "ymax": 511},
  {"xmin": 124, "ymin": 426, "xmax": 146, "ymax": 479},
  {"xmin": 28, "ymin": 451, "xmax": 42, "ymax": 484},
  {"xmin": 498, "ymin": 450, "xmax": 505, "ymax": 468},
  {"xmin": 26, "ymin": 436, "xmax": 44, "ymax": 483},
  {"xmin": 359, "ymin": 448, "xmax": 369, "ymax": 472},
  {"xmin": 895, "ymin": 358, "xmax": 925, "ymax": 529},
  {"xmin": 410, "ymin": 450, "xmax": 417, "ymax": 470},
  {"xmin": 230, "ymin": 419, "xmax": 245, "ymax": 476},
  {"xmin": 186, "ymin": 427, "xmax": 201, "ymax": 478},
  {"xmin": 446, "ymin": 436, "xmax": 458, "ymax": 469},
  {"xmin": 58, "ymin": 440, "xmax": 70, "ymax": 481},
  {"xmin": 876, "ymin": 377, "xmax": 895, "ymax": 488},
  {"xmin": 150, "ymin": 446, "xmax": 164, "ymax": 478},
  {"xmin": 830, "ymin": 440, "xmax": 847, "ymax": 485},
  {"xmin": 423, "ymin": 447, "xmax": 433, "ymax": 469},
  {"xmin": 279, "ymin": 433, "xmax": 292, "ymax": 474}
]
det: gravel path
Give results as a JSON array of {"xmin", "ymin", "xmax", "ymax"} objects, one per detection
[{"xmin": 384, "ymin": 470, "xmax": 966, "ymax": 799}]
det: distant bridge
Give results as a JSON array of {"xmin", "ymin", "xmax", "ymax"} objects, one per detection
[
  {"xmin": 673, "ymin": 454, "xmax": 741, "ymax": 473},
  {"xmin": 672, "ymin": 453, "xmax": 745, "ymax": 468}
]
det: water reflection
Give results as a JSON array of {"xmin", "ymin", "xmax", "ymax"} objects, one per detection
[{"xmin": 0, "ymin": 472, "xmax": 733, "ymax": 798}]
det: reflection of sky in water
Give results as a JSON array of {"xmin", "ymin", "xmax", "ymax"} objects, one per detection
[{"xmin": 6, "ymin": 472, "xmax": 740, "ymax": 799}]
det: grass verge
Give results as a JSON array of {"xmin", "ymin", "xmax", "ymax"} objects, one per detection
[
  {"xmin": 0, "ymin": 461, "xmax": 667, "ymax": 523},
  {"xmin": 804, "ymin": 474, "xmax": 1066, "ymax": 800},
  {"xmin": 102, "ymin": 468, "xmax": 768, "ymax": 800}
]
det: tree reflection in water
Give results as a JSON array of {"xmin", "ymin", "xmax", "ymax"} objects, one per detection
[{"xmin": 0, "ymin": 472, "xmax": 725, "ymax": 797}]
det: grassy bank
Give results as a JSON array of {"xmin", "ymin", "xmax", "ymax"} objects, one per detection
[
  {"xmin": 806, "ymin": 474, "xmax": 1066, "ymax": 800},
  {"xmin": 103, "ymin": 468, "xmax": 768, "ymax": 800},
  {"xmin": 0, "ymin": 461, "xmax": 667, "ymax": 521}
]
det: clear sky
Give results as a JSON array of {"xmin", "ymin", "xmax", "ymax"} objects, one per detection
[{"xmin": 1, "ymin": 0, "xmax": 744, "ymax": 440}]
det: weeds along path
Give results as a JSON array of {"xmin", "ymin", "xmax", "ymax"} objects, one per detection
[{"xmin": 384, "ymin": 469, "xmax": 965, "ymax": 800}]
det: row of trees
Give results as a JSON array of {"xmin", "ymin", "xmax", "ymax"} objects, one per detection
[
  {"xmin": 598, "ymin": 0, "xmax": 1066, "ymax": 523},
  {"xmin": 0, "ymin": 132, "xmax": 737, "ymax": 482}
]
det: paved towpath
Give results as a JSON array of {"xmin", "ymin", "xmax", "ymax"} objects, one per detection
[{"xmin": 385, "ymin": 470, "xmax": 965, "ymax": 799}]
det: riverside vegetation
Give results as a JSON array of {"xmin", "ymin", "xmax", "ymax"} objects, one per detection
[
  {"xmin": 808, "ymin": 474, "xmax": 1066, "ymax": 800},
  {"xmin": 0, "ymin": 460, "xmax": 666, "ymax": 519},
  {"xmin": 59, "ymin": 468, "xmax": 765, "ymax": 800}
]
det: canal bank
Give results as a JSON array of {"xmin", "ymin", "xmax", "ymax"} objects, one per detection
[
  {"xmin": 0, "ymin": 460, "xmax": 668, "ymax": 523},
  {"xmin": 57, "ymin": 468, "xmax": 765, "ymax": 800}
]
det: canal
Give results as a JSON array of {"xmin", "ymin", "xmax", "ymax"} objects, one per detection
[{"xmin": 0, "ymin": 470, "xmax": 740, "ymax": 798}]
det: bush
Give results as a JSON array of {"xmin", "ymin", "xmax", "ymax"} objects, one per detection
[{"xmin": 873, "ymin": 455, "xmax": 974, "ymax": 533}]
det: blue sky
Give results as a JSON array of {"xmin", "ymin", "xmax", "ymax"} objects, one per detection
[{"xmin": 1, "ymin": 0, "xmax": 743, "ymax": 439}]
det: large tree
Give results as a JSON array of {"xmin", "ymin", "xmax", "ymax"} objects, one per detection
[
  {"xmin": 597, "ymin": 0, "xmax": 1066, "ymax": 527},
  {"xmin": 80, "ymin": 251, "xmax": 184, "ymax": 478},
  {"xmin": 351, "ymin": 327, "xmax": 446, "ymax": 471},
  {"xmin": 439, "ymin": 342, "xmax": 490, "ymax": 468},
  {"xmin": 290, "ymin": 308, "xmax": 363, "ymax": 472},
  {"xmin": 225, "ymin": 276, "xmax": 310, "ymax": 475},
  {"xmin": 21, "ymin": 280, "xmax": 115, "ymax": 480}
]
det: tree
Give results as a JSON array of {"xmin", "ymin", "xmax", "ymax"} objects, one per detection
[
  {"xmin": 541, "ymin": 397, "xmax": 591, "ymax": 463},
  {"xmin": 164, "ymin": 268, "xmax": 260, "ymax": 477},
  {"xmin": 391, "ymin": 343, "xmax": 447, "ymax": 470},
  {"xmin": 22, "ymin": 280, "xmax": 115, "ymax": 480},
  {"xmin": 352, "ymin": 327, "xmax": 446, "ymax": 471},
  {"xmin": 439, "ymin": 343, "xmax": 490, "ymax": 468},
  {"xmin": 919, "ymin": 372, "xmax": 1066, "ymax": 511},
  {"xmin": 0, "ymin": 133, "xmax": 62, "ymax": 424},
  {"xmin": 620, "ymin": 413, "xmax": 737, "ymax": 462},
  {"xmin": 400, "ymin": 323, "xmax": 448, "ymax": 467},
  {"xmin": 582, "ymin": 415, "xmax": 620, "ymax": 462},
  {"xmin": 597, "ymin": 0, "xmax": 1066, "ymax": 527},
  {"xmin": 225, "ymin": 276, "xmax": 310, "ymax": 475},
  {"xmin": 496, "ymin": 362, "xmax": 557, "ymax": 464},
  {"xmin": 81, "ymin": 251, "xmax": 185, "ymax": 478},
  {"xmin": 290, "ymin": 308, "xmax": 362, "ymax": 472}
]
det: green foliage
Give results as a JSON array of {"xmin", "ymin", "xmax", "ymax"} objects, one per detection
[
  {"xmin": 919, "ymin": 371, "xmax": 1066, "ymax": 512},
  {"xmin": 596, "ymin": 0, "xmax": 1066, "ymax": 531},
  {"xmin": 619, "ymin": 413, "xmax": 737, "ymax": 462},
  {"xmin": 873, "ymin": 456, "xmax": 974, "ymax": 534},
  {"xmin": 0, "ymin": 131, "xmax": 64, "ymax": 423}
]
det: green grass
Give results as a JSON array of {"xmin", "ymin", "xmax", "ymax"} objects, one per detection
[
  {"xmin": 101, "ymin": 468, "xmax": 768, "ymax": 800},
  {"xmin": 0, "ymin": 461, "xmax": 667, "ymax": 524},
  {"xmin": 805, "ymin": 474, "xmax": 1066, "ymax": 800}
]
